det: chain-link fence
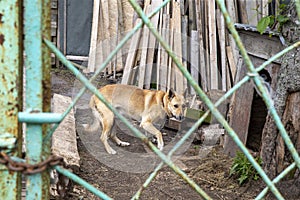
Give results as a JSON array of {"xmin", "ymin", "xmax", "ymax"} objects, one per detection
[{"xmin": 1, "ymin": 0, "xmax": 300, "ymax": 199}]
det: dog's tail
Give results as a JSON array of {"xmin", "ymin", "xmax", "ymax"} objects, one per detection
[{"xmin": 84, "ymin": 96, "xmax": 101, "ymax": 132}]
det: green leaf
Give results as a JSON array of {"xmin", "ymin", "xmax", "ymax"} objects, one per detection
[
  {"xmin": 238, "ymin": 174, "xmax": 248, "ymax": 185},
  {"xmin": 230, "ymin": 163, "xmax": 239, "ymax": 175},
  {"xmin": 257, "ymin": 16, "xmax": 271, "ymax": 34},
  {"xmin": 277, "ymin": 15, "xmax": 289, "ymax": 23}
]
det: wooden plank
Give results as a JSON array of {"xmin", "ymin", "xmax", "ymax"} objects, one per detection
[
  {"xmin": 122, "ymin": 19, "xmax": 142, "ymax": 85},
  {"xmin": 86, "ymin": 0, "xmax": 100, "ymax": 73},
  {"xmin": 204, "ymin": 0, "xmax": 210, "ymax": 90},
  {"xmin": 159, "ymin": 14, "xmax": 170, "ymax": 91},
  {"xmin": 217, "ymin": 8, "xmax": 227, "ymax": 91},
  {"xmin": 225, "ymin": 0, "xmax": 239, "ymax": 82},
  {"xmin": 246, "ymin": 1, "xmax": 258, "ymax": 25},
  {"xmin": 181, "ymin": 15, "xmax": 188, "ymax": 93},
  {"xmin": 66, "ymin": 55, "xmax": 89, "ymax": 61},
  {"xmin": 138, "ymin": 6, "xmax": 150, "ymax": 88},
  {"xmin": 195, "ymin": 0, "xmax": 207, "ymax": 92},
  {"xmin": 167, "ymin": 21, "xmax": 175, "ymax": 90},
  {"xmin": 238, "ymin": 0, "xmax": 249, "ymax": 24},
  {"xmin": 188, "ymin": 0, "xmax": 197, "ymax": 31},
  {"xmin": 224, "ymin": 58, "xmax": 255, "ymax": 157},
  {"xmin": 172, "ymin": 1, "xmax": 184, "ymax": 94},
  {"xmin": 207, "ymin": 0, "xmax": 218, "ymax": 90},
  {"xmin": 190, "ymin": 30, "xmax": 199, "ymax": 95},
  {"xmin": 238, "ymin": 30, "xmax": 283, "ymax": 62},
  {"xmin": 156, "ymin": 10, "xmax": 163, "ymax": 90},
  {"xmin": 259, "ymin": 0, "xmax": 269, "ymax": 21},
  {"xmin": 226, "ymin": 45, "xmax": 237, "ymax": 83},
  {"xmin": 144, "ymin": 1, "xmax": 161, "ymax": 89}
]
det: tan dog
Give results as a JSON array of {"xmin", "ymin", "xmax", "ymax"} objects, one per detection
[{"xmin": 87, "ymin": 84, "xmax": 185, "ymax": 154}]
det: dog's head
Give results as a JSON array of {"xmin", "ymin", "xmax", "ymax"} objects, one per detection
[{"xmin": 165, "ymin": 89, "xmax": 185, "ymax": 121}]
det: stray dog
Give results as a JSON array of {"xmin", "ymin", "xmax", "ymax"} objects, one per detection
[{"xmin": 87, "ymin": 84, "xmax": 185, "ymax": 154}]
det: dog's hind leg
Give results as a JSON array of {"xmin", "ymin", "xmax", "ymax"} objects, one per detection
[
  {"xmin": 110, "ymin": 123, "xmax": 130, "ymax": 147},
  {"xmin": 100, "ymin": 110, "xmax": 117, "ymax": 154}
]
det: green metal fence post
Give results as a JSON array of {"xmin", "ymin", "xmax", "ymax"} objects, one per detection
[
  {"xmin": 24, "ymin": 0, "xmax": 51, "ymax": 199},
  {"xmin": 0, "ymin": 0, "xmax": 23, "ymax": 199}
]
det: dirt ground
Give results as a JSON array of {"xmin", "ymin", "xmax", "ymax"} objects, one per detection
[{"xmin": 51, "ymin": 68, "xmax": 298, "ymax": 200}]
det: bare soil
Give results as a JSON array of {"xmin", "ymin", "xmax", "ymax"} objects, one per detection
[{"xmin": 51, "ymin": 68, "xmax": 298, "ymax": 200}]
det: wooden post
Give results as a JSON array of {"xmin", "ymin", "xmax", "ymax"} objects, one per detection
[
  {"xmin": 159, "ymin": 14, "xmax": 170, "ymax": 91},
  {"xmin": 138, "ymin": 5, "xmax": 150, "ymax": 88},
  {"xmin": 172, "ymin": 0, "xmax": 184, "ymax": 94},
  {"xmin": 224, "ymin": 58, "xmax": 255, "ymax": 157},
  {"xmin": 207, "ymin": 0, "xmax": 218, "ymax": 90},
  {"xmin": 217, "ymin": 8, "xmax": 227, "ymax": 91},
  {"xmin": 144, "ymin": 1, "xmax": 161, "ymax": 89},
  {"xmin": 87, "ymin": 0, "xmax": 100, "ymax": 73},
  {"xmin": 195, "ymin": 0, "xmax": 207, "ymax": 92},
  {"xmin": 190, "ymin": 30, "xmax": 199, "ymax": 95},
  {"xmin": 121, "ymin": 19, "xmax": 142, "ymax": 85}
]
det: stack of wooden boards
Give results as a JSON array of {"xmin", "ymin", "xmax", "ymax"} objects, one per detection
[{"xmin": 87, "ymin": 0, "xmax": 270, "ymax": 95}]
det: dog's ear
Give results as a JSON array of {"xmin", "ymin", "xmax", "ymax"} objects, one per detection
[{"xmin": 167, "ymin": 88, "xmax": 176, "ymax": 100}]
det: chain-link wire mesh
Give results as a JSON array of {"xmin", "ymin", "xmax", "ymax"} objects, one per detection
[{"xmin": 38, "ymin": 0, "xmax": 300, "ymax": 199}]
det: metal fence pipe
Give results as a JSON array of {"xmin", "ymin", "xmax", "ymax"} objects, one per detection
[
  {"xmin": 18, "ymin": 112, "xmax": 63, "ymax": 123},
  {"xmin": 0, "ymin": 0, "xmax": 23, "ymax": 199},
  {"xmin": 24, "ymin": 0, "xmax": 51, "ymax": 199}
]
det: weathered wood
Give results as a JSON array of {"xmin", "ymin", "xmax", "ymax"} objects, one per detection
[
  {"xmin": 238, "ymin": 0, "xmax": 249, "ymax": 24},
  {"xmin": 100, "ymin": 0, "xmax": 111, "ymax": 75},
  {"xmin": 159, "ymin": 14, "xmax": 170, "ymax": 91},
  {"xmin": 167, "ymin": 19, "xmax": 175, "ymax": 90},
  {"xmin": 138, "ymin": 6, "xmax": 150, "ymax": 88},
  {"xmin": 156, "ymin": 10, "xmax": 163, "ymax": 90},
  {"xmin": 172, "ymin": 1, "xmax": 184, "ymax": 94},
  {"xmin": 224, "ymin": 58, "xmax": 255, "ymax": 157},
  {"xmin": 203, "ymin": 0, "xmax": 210, "ymax": 90},
  {"xmin": 181, "ymin": 15, "xmax": 188, "ymax": 92},
  {"xmin": 217, "ymin": 8, "xmax": 226, "ymax": 91},
  {"xmin": 225, "ymin": 0, "xmax": 239, "ymax": 81},
  {"xmin": 226, "ymin": 46, "xmax": 237, "ymax": 83},
  {"xmin": 238, "ymin": 30, "xmax": 283, "ymax": 63},
  {"xmin": 195, "ymin": 0, "xmax": 207, "ymax": 92},
  {"xmin": 190, "ymin": 30, "xmax": 199, "ymax": 95},
  {"xmin": 207, "ymin": 0, "xmax": 218, "ymax": 90},
  {"xmin": 86, "ymin": 0, "xmax": 101, "ymax": 73},
  {"xmin": 246, "ymin": 1, "xmax": 258, "ymax": 25},
  {"xmin": 204, "ymin": 89, "xmax": 230, "ymax": 125},
  {"xmin": 144, "ymin": 1, "xmax": 161, "ymax": 89},
  {"xmin": 122, "ymin": 19, "xmax": 142, "ymax": 85},
  {"xmin": 257, "ymin": 0, "xmax": 269, "ymax": 21}
]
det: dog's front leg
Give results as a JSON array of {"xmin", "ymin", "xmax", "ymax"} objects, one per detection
[{"xmin": 140, "ymin": 120, "xmax": 164, "ymax": 150}]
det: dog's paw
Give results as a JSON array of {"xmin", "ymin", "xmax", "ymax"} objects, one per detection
[
  {"xmin": 108, "ymin": 148, "xmax": 117, "ymax": 155},
  {"xmin": 119, "ymin": 141, "xmax": 130, "ymax": 147},
  {"xmin": 157, "ymin": 143, "xmax": 164, "ymax": 151}
]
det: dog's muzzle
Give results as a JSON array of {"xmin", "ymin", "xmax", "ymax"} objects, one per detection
[{"xmin": 174, "ymin": 114, "xmax": 184, "ymax": 121}]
